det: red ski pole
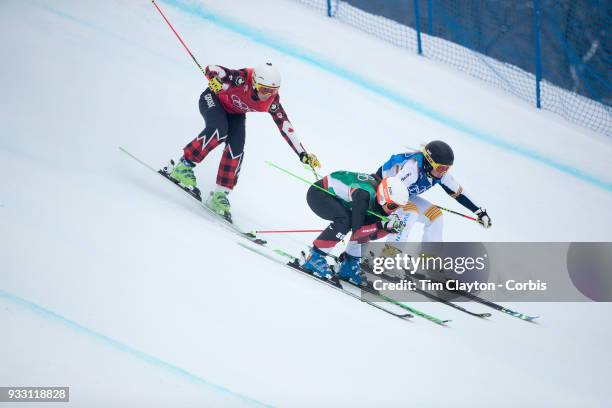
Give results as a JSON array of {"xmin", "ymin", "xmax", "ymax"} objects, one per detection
[
  {"xmin": 435, "ymin": 205, "xmax": 479, "ymax": 222},
  {"xmin": 255, "ymin": 229, "xmax": 324, "ymax": 234},
  {"xmin": 151, "ymin": 0, "xmax": 206, "ymax": 77}
]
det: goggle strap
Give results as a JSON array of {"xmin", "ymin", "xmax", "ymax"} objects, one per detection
[{"xmin": 423, "ymin": 148, "xmax": 450, "ymax": 171}]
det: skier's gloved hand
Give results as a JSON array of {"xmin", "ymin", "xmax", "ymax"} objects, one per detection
[
  {"xmin": 208, "ymin": 76, "xmax": 223, "ymax": 94},
  {"xmin": 378, "ymin": 213, "xmax": 405, "ymax": 234},
  {"xmin": 300, "ymin": 152, "xmax": 321, "ymax": 169},
  {"xmin": 475, "ymin": 208, "xmax": 492, "ymax": 228}
]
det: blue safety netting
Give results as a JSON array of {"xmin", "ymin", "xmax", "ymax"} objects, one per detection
[{"xmin": 294, "ymin": 0, "xmax": 612, "ymax": 136}]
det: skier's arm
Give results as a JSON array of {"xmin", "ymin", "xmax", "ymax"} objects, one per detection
[
  {"xmin": 439, "ymin": 173, "xmax": 480, "ymax": 212},
  {"xmin": 396, "ymin": 158, "xmax": 419, "ymax": 185},
  {"xmin": 348, "ymin": 189, "xmax": 389, "ymax": 242},
  {"xmin": 440, "ymin": 174, "xmax": 492, "ymax": 228},
  {"xmin": 350, "ymin": 189, "xmax": 370, "ymax": 234},
  {"xmin": 379, "ymin": 156, "xmax": 419, "ymax": 186},
  {"xmin": 380, "ymin": 153, "xmax": 407, "ymax": 177},
  {"xmin": 269, "ymin": 97, "xmax": 306, "ymax": 157},
  {"xmin": 204, "ymin": 65, "xmax": 246, "ymax": 92}
]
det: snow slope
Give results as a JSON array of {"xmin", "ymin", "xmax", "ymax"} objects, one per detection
[{"xmin": 1, "ymin": 0, "xmax": 611, "ymax": 406}]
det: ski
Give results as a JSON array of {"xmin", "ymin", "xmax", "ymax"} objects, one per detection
[
  {"xmin": 344, "ymin": 277, "xmax": 451, "ymax": 325},
  {"xmin": 408, "ymin": 271, "xmax": 538, "ymax": 322},
  {"xmin": 238, "ymin": 243, "xmax": 414, "ymax": 321},
  {"xmin": 119, "ymin": 147, "xmax": 266, "ymax": 246},
  {"xmin": 362, "ymin": 249, "xmax": 538, "ymax": 322},
  {"xmin": 361, "ymin": 263, "xmax": 491, "ymax": 318},
  {"xmin": 272, "ymin": 249, "xmax": 450, "ymax": 325}
]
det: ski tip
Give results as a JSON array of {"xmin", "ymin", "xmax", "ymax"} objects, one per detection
[
  {"xmin": 481, "ymin": 313, "xmax": 493, "ymax": 318},
  {"xmin": 401, "ymin": 313, "xmax": 414, "ymax": 319},
  {"xmin": 524, "ymin": 315, "xmax": 539, "ymax": 322}
]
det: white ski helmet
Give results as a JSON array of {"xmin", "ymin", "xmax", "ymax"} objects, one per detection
[
  {"xmin": 253, "ymin": 62, "xmax": 281, "ymax": 90},
  {"xmin": 377, "ymin": 176, "xmax": 409, "ymax": 210}
]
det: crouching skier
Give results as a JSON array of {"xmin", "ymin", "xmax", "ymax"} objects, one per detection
[
  {"xmin": 377, "ymin": 140, "xmax": 492, "ymax": 242},
  {"xmin": 301, "ymin": 171, "xmax": 409, "ymax": 286}
]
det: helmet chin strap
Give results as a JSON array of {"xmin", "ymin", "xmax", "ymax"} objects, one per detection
[
  {"xmin": 429, "ymin": 169, "xmax": 444, "ymax": 179},
  {"xmin": 251, "ymin": 75, "xmax": 260, "ymax": 100}
]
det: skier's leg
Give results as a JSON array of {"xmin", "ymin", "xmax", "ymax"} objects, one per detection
[
  {"xmin": 422, "ymin": 215, "xmax": 443, "ymax": 242},
  {"xmin": 206, "ymin": 113, "xmax": 246, "ymax": 221},
  {"xmin": 215, "ymin": 114, "xmax": 246, "ymax": 191},
  {"xmin": 183, "ymin": 90, "xmax": 229, "ymax": 164},
  {"xmin": 307, "ymin": 182, "xmax": 351, "ymax": 253},
  {"xmin": 303, "ymin": 182, "xmax": 351, "ymax": 278},
  {"xmin": 170, "ymin": 90, "xmax": 228, "ymax": 190},
  {"xmin": 342, "ymin": 207, "xmax": 396, "ymax": 286},
  {"xmin": 339, "ymin": 241, "xmax": 367, "ymax": 286},
  {"xmin": 414, "ymin": 197, "xmax": 443, "ymax": 242}
]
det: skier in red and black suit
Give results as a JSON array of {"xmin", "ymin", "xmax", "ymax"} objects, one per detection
[{"xmin": 166, "ymin": 62, "xmax": 320, "ymax": 222}]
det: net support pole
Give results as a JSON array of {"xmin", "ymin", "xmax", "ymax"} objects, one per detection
[
  {"xmin": 414, "ymin": 0, "xmax": 423, "ymax": 55},
  {"xmin": 533, "ymin": 0, "xmax": 542, "ymax": 109}
]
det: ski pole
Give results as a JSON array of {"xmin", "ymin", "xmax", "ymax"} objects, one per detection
[
  {"xmin": 151, "ymin": 0, "xmax": 206, "ymax": 77},
  {"xmin": 255, "ymin": 229, "xmax": 324, "ymax": 234},
  {"xmin": 435, "ymin": 205, "xmax": 479, "ymax": 223},
  {"xmin": 303, "ymin": 163, "xmax": 321, "ymax": 181},
  {"xmin": 266, "ymin": 161, "xmax": 388, "ymax": 221},
  {"xmin": 309, "ymin": 165, "xmax": 321, "ymax": 181}
]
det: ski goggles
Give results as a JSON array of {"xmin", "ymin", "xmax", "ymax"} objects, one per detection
[
  {"xmin": 253, "ymin": 81, "xmax": 279, "ymax": 96},
  {"xmin": 422, "ymin": 148, "xmax": 451, "ymax": 175},
  {"xmin": 384, "ymin": 202, "xmax": 400, "ymax": 211}
]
